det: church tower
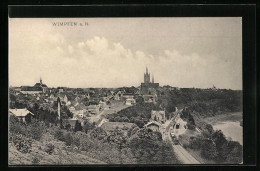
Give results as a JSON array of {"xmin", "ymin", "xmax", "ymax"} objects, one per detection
[
  {"xmin": 57, "ymin": 97, "xmax": 61, "ymax": 120},
  {"xmin": 40, "ymin": 77, "xmax": 42, "ymax": 85},
  {"xmin": 152, "ymin": 74, "xmax": 154, "ymax": 83},
  {"xmin": 144, "ymin": 66, "xmax": 150, "ymax": 83}
]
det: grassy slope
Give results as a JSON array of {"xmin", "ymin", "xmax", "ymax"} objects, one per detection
[{"xmin": 9, "ymin": 133, "xmax": 105, "ymax": 165}]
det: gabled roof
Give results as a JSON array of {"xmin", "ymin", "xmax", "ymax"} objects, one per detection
[
  {"xmin": 144, "ymin": 121, "xmax": 161, "ymax": 128},
  {"xmin": 9, "ymin": 108, "xmax": 34, "ymax": 117}
]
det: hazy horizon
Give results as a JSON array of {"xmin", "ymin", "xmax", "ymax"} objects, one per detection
[{"xmin": 9, "ymin": 18, "xmax": 242, "ymax": 90}]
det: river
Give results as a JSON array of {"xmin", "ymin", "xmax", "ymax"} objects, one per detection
[{"xmin": 213, "ymin": 121, "xmax": 243, "ymax": 145}]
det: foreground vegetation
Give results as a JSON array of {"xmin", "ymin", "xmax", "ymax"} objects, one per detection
[
  {"xmin": 9, "ymin": 115, "xmax": 179, "ymax": 165},
  {"xmin": 178, "ymin": 122, "xmax": 243, "ymax": 164}
]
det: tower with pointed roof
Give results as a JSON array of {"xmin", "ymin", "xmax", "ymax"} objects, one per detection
[{"xmin": 144, "ymin": 66, "xmax": 151, "ymax": 83}]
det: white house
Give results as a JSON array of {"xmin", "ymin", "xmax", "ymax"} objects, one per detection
[
  {"xmin": 125, "ymin": 98, "xmax": 136, "ymax": 106},
  {"xmin": 9, "ymin": 108, "xmax": 34, "ymax": 122}
]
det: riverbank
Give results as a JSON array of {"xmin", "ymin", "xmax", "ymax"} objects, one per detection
[
  {"xmin": 201, "ymin": 112, "xmax": 243, "ymax": 145},
  {"xmin": 202, "ymin": 112, "xmax": 242, "ymax": 125}
]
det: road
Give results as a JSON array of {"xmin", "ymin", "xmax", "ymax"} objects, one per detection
[
  {"xmin": 165, "ymin": 109, "xmax": 200, "ymax": 164},
  {"xmin": 172, "ymin": 145, "xmax": 200, "ymax": 164}
]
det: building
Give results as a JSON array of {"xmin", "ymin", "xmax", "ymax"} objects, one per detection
[
  {"xmin": 141, "ymin": 67, "xmax": 159, "ymax": 95},
  {"xmin": 34, "ymin": 78, "xmax": 48, "ymax": 93},
  {"xmin": 96, "ymin": 118, "xmax": 109, "ymax": 127},
  {"xmin": 144, "ymin": 121, "xmax": 161, "ymax": 132},
  {"xmin": 125, "ymin": 98, "xmax": 136, "ymax": 106},
  {"xmin": 114, "ymin": 90, "xmax": 123, "ymax": 100},
  {"xmin": 9, "ymin": 108, "xmax": 34, "ymax": 122},
  {"xmin": 151, "ymin": 110, "xmax": 166, "ymax": 123},
  {"xmin": 20, "ymin": 86, "xmax": 43, "ymax": 94},
  {"xmin": 87, "ymin": 104, "xmax": 100, "ymax": 115},
  {"xmin": 20, "ymin": 78, "xmax": 48, "ymax": 94},
  {"xmin": 63, "ymin": 119, "xmax": 77, "ymax": 129}
]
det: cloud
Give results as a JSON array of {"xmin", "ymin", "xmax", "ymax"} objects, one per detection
[
  {"xmin": 68, "ymin": 45, "xmax": 74, "ymax": 54},
  {"xmin": 9, "ymin": 33, "xmax": 241, "ymax": 89}
]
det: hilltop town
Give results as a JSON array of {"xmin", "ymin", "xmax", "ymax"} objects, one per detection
[{"xmin": 9, "ymin": 67, "xmax": 243, "ymax": 165}]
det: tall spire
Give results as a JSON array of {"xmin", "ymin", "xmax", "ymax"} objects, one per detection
[
  {"xmin": 146, "ymin": 66, "xmax": 148, "ymax": 74},
  {"xmin": 152, "ymin": 74, "xmax": 154, "ymax": 83},
  {"xmin": 40, "ymin": 77, "xmax": 42, "ymax": 85}
]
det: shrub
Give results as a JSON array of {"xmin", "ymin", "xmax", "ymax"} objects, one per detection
[
  {"xmin": 12, "ymin": 134, "xmax": 32, "ymax": 153},
  {"xmin": 74, "ymin": 120, "xmax": 82, "ymax": 132},
  {"xmin": 64, "ymin": 132, "xmax": 73, "ymax": 146},
  {"xmin": 32, "ymin": 157, "xmax": 40, "ymax": 164},
  {"xmin": 27, "ymin": 119, "xmax": 45, "ymax": 140},
  {"xmin": 45, "ymin": 143, "xmax": 55, "ymax": 155},
  {"xmin": 9, "ymin": 115, "xmax": 27, "ymax": 135},
  {"xmin": 54, "ymin": 129, "xmax": 65, "ymax": 141}
]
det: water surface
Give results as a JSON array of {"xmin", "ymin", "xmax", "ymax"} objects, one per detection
[{"xmin": 213, "ymin": 121, "xmax": 242, "ymax": 145}]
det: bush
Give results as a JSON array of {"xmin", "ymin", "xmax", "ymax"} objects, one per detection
[
  {"xmin": 54, "ymin": 129, "xmax": 65, "ymax": 141},
  {"xmin": 9, "ymin": 115, "xmax": 27, "ymax": 135},
  {"xmin": 45, "ymin": 143, "xmax": 55, "ymax": 155},
  {"xmin": 64, "ymin": 132, "xmax": 73, "ymax": 146},
  {"xmin": 74, "ymin": 120, "xmax": 82, "ymax": 132},
  {"xmin": 27, "ymin": 119, "xmax": 45, "ymax": 140},
  {"xmin": 12, "ymin": 134, "xmax": 32, "ymax": 153},
  {"xmin": 32, "ymin": 157, "xmax": 40, "ymax": 164}
]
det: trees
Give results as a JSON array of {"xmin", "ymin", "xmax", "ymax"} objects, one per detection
[
  {"xmin": 83, "ymin": 119, "xmax": 95, "ymax": 134},
  {"xmin": 74, "ymin": 120, "xmax": 82, "ymax": 132},
  {"xmin": 201, "ymin": 139, "xmax": 218, "ymax": 160},
  {"xmin": 127, "ymin": 128, "xmax": 175, "ymax": 164}
]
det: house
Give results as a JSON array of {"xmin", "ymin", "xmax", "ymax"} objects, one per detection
[
  {"xmin": 9, "ymin": 108, "xmax": 34, "ymax": 122},
  {"xmin": 58, "ymin": 88, "xmax": 64, "ymax": 93},
  {"xmin": 63, "ymin": 119, "xmax": 77, "ymax": 130},
  {"xmin": 144, "ymin": 121, "xmax": 161, "ymax": 132},
  {"xmin": 122, "ymin": 93, "xmax": 134, "ymax": 99},
  {"xmin": 125, "ymin": 98, "xmax": 136, "ymax": 106},
  {"xmin": 114, "ymin": 91, "xmax": 123, "ymax": 100},
  {"xmin": 74, "ymin": 105, "xmax": 86, "ymax": 118},
  {"xmin": 96, "ymin": 118, "xmax": 109, "ymax": 127},
  {"xmin": 49, "ymin": 94, "xmax": 55, "ymax": 99},
  {"xmin": 69, "ymin": 106, "xmax": 76, "ymax": 113},
  {"xmin": 100, "ymin": 122, "xmax": 137, "ymax": 135},
  {"xmin": 66, "ymin": 101, "xmax": 71, "ymax": 106},
  {"xmin": 87, "ymin": 105, "xmax": 100, "ymax": 115},
  {"xmin": 151, "ymin": 110, "xmax": 166, "ymax": 123},
  {"xmin": 143, "ymin": 94, "xmax": 157, "ymax": 103}
]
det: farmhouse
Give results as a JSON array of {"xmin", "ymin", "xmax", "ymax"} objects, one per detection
[{"xmin": 9, "ymin": 108, "xmax": 34, "ymax": 122}]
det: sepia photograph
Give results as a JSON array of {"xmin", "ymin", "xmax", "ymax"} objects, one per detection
[{"xmin": 8, "ymin": 17, "xmax": 243, "ymax": 165}]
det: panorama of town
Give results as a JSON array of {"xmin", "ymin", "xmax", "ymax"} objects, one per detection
[{"xmin": 9, "ymin": 67, "xmax": 243, "ymax": 165}]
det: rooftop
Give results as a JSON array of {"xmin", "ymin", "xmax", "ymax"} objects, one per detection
[{"xmin": 9, "ymin": 108, "xmax": 34, "ymax": 117}]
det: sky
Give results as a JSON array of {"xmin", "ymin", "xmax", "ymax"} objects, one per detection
[{"xmin": 9, "ymin": 18, "xmax": 242, "ymax": 89}]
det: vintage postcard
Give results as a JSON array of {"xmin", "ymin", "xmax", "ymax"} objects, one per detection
[{"xmin": 9, "ymin": 17, "xmax": 243, "ymax": 165}]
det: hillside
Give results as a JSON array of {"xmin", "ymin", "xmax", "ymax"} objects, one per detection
[{"xmin": 9, "ymin": 132, "xmax": 105, "ymax": 165}]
